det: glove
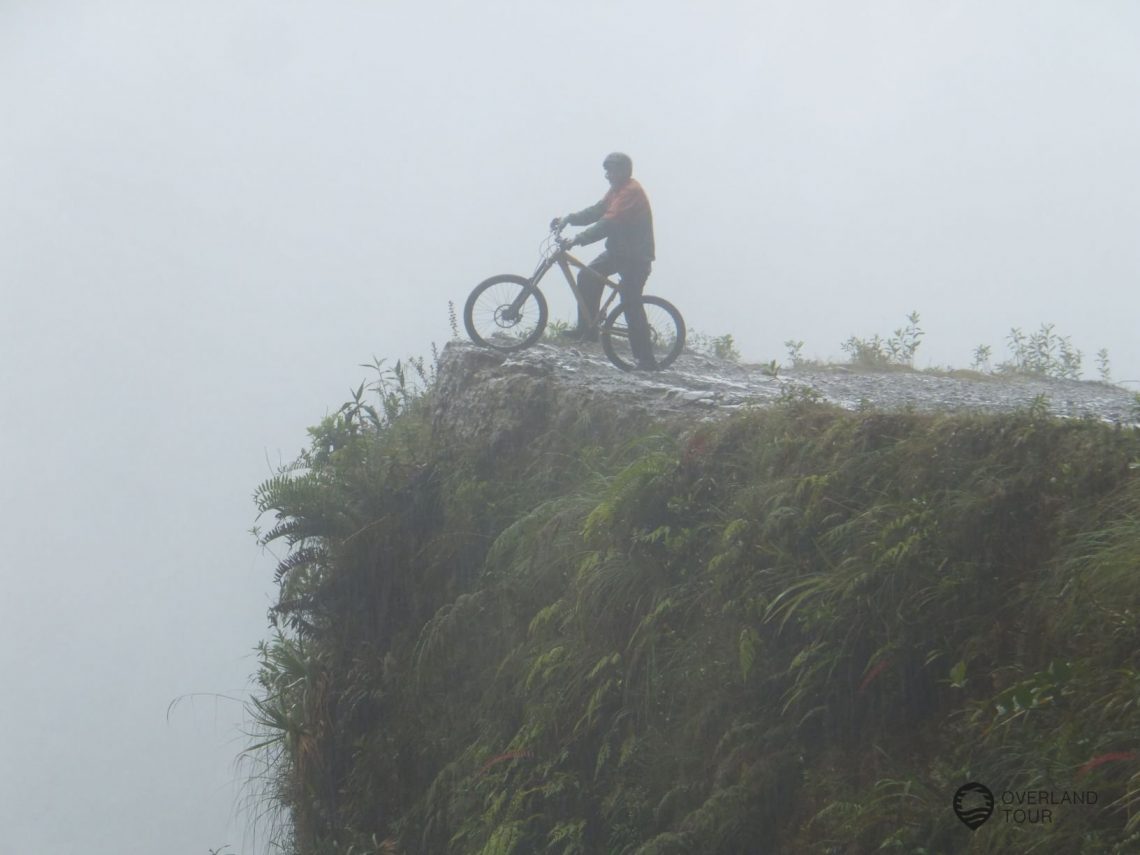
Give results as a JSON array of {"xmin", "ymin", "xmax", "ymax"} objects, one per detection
[
  {"xmin": 558, "ymin": 234, "xmax": 576, "ymax": 250},
  {"xmin": 550, "ymin": 217, "xmax": 564, "ymax": 231}
]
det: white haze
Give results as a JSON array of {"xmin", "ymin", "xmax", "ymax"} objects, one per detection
[{"xmin": 2, "ymin": 2, "xmax": 1138, "ymax": 852}]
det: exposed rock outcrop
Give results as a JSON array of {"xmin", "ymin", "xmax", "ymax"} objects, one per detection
[{"xmin": 433, "ymin": 341, "xmax": 1140, "ymax": 443}]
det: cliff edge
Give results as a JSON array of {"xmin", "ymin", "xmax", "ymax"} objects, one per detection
[{"xmin": 249, "ymin": 340, "xmax": 1140, "ymax": 855}]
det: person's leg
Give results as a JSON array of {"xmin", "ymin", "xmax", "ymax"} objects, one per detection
[
  {"xmin": 574, "ymin": 252, "xmax": 618, "ymax": 341},
  {"xmin": 618, "ymin": 263, "xmax": 655, "ymax": 368}
]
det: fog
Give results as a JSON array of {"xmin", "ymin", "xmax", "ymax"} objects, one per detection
[{"xmin": 3, "ymin": 2, "xmax": 1138, "ymax": 852}]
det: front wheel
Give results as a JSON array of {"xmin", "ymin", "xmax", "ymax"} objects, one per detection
[
  {"xmin": 464, "ymin": 274, "xmax": 548, "ymax": 352},
  {"xmin": 601, "ymin": 295, "xmax": 686, "ymax": 371}
]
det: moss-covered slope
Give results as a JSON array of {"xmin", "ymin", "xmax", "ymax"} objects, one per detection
[{"xmin": 248, "ymin": 362, "xmax": 1140, "ymax": 855}]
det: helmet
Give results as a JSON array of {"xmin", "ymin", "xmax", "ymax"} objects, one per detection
[{"xmin": 602, "ymin": 152, "xmax": 633, "ymax": 177}]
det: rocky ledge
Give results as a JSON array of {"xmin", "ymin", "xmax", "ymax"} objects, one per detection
[{"xmin": 432, "ymin": 340, "xmax": 1140, "ymax": 444}]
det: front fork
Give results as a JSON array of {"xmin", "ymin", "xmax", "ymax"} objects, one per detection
[{"xmin": 507, "ymin": 256, "xmax": 556, "ymax": 315}]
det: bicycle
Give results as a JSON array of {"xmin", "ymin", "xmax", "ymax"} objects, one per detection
[{"xmin": 463, "ymin": 226, "xmax": 686, "ymax": 371}]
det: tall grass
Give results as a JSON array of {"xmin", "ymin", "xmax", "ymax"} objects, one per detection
[{"xmin": 248, "ymin": 367, "xmax": 1140, "ymax": 853}]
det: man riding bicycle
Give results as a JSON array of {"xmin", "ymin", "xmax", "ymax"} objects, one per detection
[{"xmin": 552, "ymin": 152, "xmax": 657, "ymax": 370}]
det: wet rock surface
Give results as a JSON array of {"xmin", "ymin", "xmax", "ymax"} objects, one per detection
[{"xmin": 433, "ymin": 340, "xmax": 1140, "ymax": 442}]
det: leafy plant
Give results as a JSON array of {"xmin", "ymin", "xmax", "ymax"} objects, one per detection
[
  {"xmin": 687, "ymin": 331, "xmax": 741, "ymax": 362},
  {"xmin": 1000, "ymin": 323, "xmax": 1083, "ymax": 379},
  {"xmin": 542, "ymin": 318, "xmax": 573, "ymax": 340},
  {"xmin": 710, "ymin": 333, "xmax": 740, "ymax": 362},
  {"xmin": 448, "ymin": 300, "xmax": 460, "ymax": 339},
  {"xmin": 784, "ymin": 339, "xmax": 805, "ymax": 367},
  {"xmin": 1097, "ymin": 348, "xmax": 1112, "ymax": 383},
  {"xmin": 840, "ymin": 311, "xmax": 923, "ymax": 369},
  {"xmin": 971, "ymin": 344, "xmax": 992, "ymax": 372}
]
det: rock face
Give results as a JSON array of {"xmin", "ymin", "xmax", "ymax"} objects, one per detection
[{"xmin": 433, "ymin": 340, "xmax": 1140, "ymax": 441}]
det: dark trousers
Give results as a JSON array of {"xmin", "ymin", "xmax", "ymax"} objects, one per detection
[{"xmin": 576, "ymin": 251, "xmax": 654, "ymax": 363}]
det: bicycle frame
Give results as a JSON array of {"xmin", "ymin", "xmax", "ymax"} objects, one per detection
[{"xmin": 509, "ymin": 246, "xmax": 622, "ymax": 331}]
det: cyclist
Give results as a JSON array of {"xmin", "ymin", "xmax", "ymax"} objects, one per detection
[{"xmin": 552, "ymin": 152, "xmax": 657, "ymax": 369}]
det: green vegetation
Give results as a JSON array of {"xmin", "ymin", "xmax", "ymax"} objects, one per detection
[
  {"xmin": 687, "ymin": 332, "xmax": 741, "ymax": 362},
  {"xmin": 970, "ymin": 344, "xmax": 992, "ymax": 373},
  {"xmin": 777, "ymin": 314, "xmax": 1113, "ymax": 383},
  {"xmin": 836, "ymin": 314, "xmax": 1108, "ymax": 381},
  {"xmin": 542, "ymin": 319, "xmax": 574, "ymax": 341},
  {"xmin": 998, "ymin": 324, "xmax": 1083, "ymax": 380},
  {"xmin": 841, "ymin": 311, "xmax": 925, "ymax": 370},
  {"xmin": 247, "ymin": 360, "xmax": 1140, "ymax": 854},
  {"xmin": 448, "ymin": 301, "xmax": 460, "ymax": 340},
  {"xmin": 784, "ymin": 339, "xmax": 806, "ymax": 368},
  {"xmin": 1097, "ymin": 349, "xmax": 1112, "ymax": 384}
]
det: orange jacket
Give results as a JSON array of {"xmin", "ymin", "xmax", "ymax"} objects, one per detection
[{"xmin": 566, "ymin": 178, "xmax": 655, "ymax": 264}]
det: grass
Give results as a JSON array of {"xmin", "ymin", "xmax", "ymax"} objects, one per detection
[{"xmin": 245, "ymin": 360, "xmax": 1140, "ymax": 853}]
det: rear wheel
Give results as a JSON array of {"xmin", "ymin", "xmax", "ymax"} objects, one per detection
[
  {"xmin": 601, "ymin": 295, "xmax": 686, "ymax": 371},
  {"xmin": 464, "ymin": 274, "xmax": 548, "ymax": 352}
]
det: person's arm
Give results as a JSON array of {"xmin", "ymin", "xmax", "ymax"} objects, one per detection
[
  {"xmin": 572, "ymin": 217, "xmax": 610, "ymax": 247},
  {"xmin": 562, "ymin": 197, "xmax": 607, "ymax": 228}
]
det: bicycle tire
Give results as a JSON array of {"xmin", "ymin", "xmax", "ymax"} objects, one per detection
[
  {"xmin": 601, "ymin": 295, "xmax": 686, "ymax": 371},
  {"xmin": 464, "ymin": 274, "xmax": 548, "ymax": 352}
]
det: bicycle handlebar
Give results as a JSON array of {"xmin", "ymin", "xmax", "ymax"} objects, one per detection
[{"xmin": 540, "ymin": 224, "xmax": 574, "ymax": 258}]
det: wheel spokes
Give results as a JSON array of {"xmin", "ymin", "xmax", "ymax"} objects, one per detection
[{"xmin": 470, "ymin": 283, "xmax": 541, "ymax": 343}]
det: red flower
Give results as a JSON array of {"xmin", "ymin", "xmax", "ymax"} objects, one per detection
[
  {"xmin": 1076, "ymin": 751, "xmax": 1136, "ymax": 779},
  {"xmin": 476, "ymin": 749, "xmax": 534, "ymax": 777},
  {"xmin": 858, "ymin": 658, "xmax": 891, "ymax": 693},
  {"xmin": 682, "ymin": 433, "xmax": 709, "ymax": 464}
]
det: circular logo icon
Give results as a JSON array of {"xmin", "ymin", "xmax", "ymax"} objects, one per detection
[{"xmin": 953, "ymin": 782, "xmax": 995, "ymax": 830}]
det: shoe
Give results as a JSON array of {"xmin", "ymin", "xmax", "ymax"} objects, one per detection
[{"xmin": 634, "ymin": 358, "xmax": 659, "ymax": 371}]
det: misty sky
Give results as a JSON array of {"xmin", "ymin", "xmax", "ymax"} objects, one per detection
[{"xmin": 3, "ymin": 2, "xmax": 1139, "ymax": 852}]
